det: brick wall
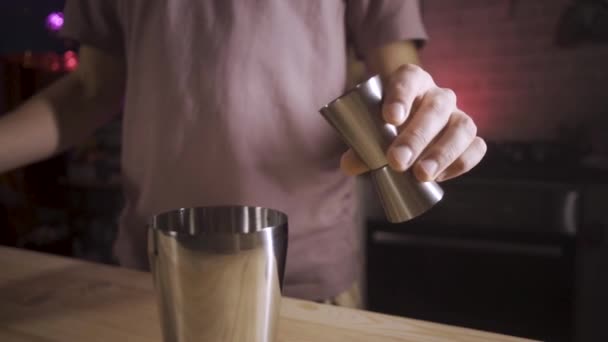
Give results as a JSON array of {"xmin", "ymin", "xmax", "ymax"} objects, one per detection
[{"xmin": 419, "ymin": 0, "xmax": 608, "ymax": 152}]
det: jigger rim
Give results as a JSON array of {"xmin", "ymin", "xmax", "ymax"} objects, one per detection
[
  {"xmin": 321, "ymin": 74, "xmax": 383, "ymax": 111},
  {"xmin": 149, "ymin": 205, "xmax": 288, "ymax": 237}
]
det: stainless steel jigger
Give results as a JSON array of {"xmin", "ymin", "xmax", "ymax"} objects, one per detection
[{"xmin": 320, "ymin": 75, "xmax": 444, "ymax": 223}]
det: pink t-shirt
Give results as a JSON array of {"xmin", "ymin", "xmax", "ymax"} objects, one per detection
[{"xmin": 62, "ymin": 0, "xmax": 427, "ymax": 300}]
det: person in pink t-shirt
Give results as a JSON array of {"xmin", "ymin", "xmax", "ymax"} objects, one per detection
[{"xmin": 0, "ymin": 1, "xmax": 486, "ymax": 306}]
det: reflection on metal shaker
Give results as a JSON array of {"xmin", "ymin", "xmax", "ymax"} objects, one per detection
[{"xmin": 148, "ymin": 206, "xmax": 288, "ymax": 342}]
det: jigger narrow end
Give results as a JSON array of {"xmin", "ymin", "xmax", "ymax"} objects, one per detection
[{"xmin": 370, "ymin": 167, "xmax": 444, "ymax": 223}]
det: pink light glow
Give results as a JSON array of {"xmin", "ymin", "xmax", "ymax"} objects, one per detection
[
  {"xmin": 64, "ymin": 50, "xmax": 79, "ymax": 71},
  {"xmin": 50, "ymin": 61, "xmax": 61, "ymax": 72},
  {"xmin": 64, "ymin": 50, "xmax": 76, "ymax": 59},
  {"xmin": 46, "ymin": 12, "xmax": 64, "ymax": 31}
]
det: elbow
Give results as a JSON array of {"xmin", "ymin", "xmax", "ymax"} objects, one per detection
[{"xmin": 71, "ymin": 68, "xmax": 124, "ymax": 124}]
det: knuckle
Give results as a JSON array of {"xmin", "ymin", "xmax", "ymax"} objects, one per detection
[
  {"xmin": 389, "ymin": 82, "xmax": 414, "ymax": 102},
  {"xmin": 393, "ymin": 64, "xmax": 426, "ymax": 85},
  {"xmin": 420, "ymin": 68, "xmax": 434, "ymax": 85},
  {"xmin": 452, "ymin": 156, "xmax": 471, "ymax": 174},
  {"xmin": 441, "ymin": 87, "xmax": 457, "ymax": 106},
  {"xmin": 434, "ymin": 147, "xmax": 458, "ymax": 167},
  {"xmin": 425, "ymin": 96, "xmax": 446, "ymax": 116},
  {"xmin": 397, "ymin": 63, "xmax": 422, "ymax": 74},
  {"xmin": 451, "ymin": 138, "xmax": 486, "ymax": 174},
  {"xmin": 393, "ymin": 64, "xmax": 435, "ymax": 91},
  {"xmin": 403, "ymin": 128, "xmax": 431, "ymax": 151},
  {"xmin": 454, "ymin": 114, "xmax": 477, "ymax": 137}
]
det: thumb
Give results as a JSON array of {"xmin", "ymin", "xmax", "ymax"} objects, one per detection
[{"xmin": 340, "ymin": 149, "xmax": 369, "ymax": 176}]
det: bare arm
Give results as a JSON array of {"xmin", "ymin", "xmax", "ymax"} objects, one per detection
[
  {"xmin": 0, "ymin": 46, "xmax": 125, "ymax": 173},
  {"xmin": 365, "ymin": 40, "xmax": 421, "ymax": 78}
]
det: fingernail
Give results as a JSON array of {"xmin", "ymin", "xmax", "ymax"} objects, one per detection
[
  {"xmin": 419, "ymin": 159, "xmax": 438, "ymax": 178},
  {"xmin": 385, "ymin": 103, "xmax": 405, "ymax": 123},
  {"xmin": 436, "ymin": 172, "xmax": 447, "ymax": 182},
  {"xmin": 389, "ymin": 146, "xmax": 413, "ymax": 170}
]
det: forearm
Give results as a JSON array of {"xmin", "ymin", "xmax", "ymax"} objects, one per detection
[
  {"xmin": 366, "ymin": 40, "xmax": 421, "ymax": 80},
  {"xmin": 0, "ymin": 72, "xmax": 121, "ymax": 173}
]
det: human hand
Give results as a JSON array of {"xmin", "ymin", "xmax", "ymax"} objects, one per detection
[{"xmin": 340, "ymin": 64, "xmax": 486, "ymax": 182}]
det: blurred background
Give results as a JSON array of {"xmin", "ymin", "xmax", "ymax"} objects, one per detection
[
  {"xmin": 0, "ymin": 0, "xmax": 122, "ymax": 263},
  {"xmin": 1, "ymin": 1, "xmax": 608, "ymax": 341}
]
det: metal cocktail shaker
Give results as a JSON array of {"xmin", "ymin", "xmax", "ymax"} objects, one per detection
[
  {"xmin": 320, "ymin": 75, "xmax": 444, "ymax": 222},
  {"xmin": 148, "ymin": 206, "xmax": 288, "ymax": 342}
]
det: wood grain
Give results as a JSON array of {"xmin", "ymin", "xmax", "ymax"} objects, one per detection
[{"xmin": 0, "ymin": 246, "xmax": 537, "ymax": 342}]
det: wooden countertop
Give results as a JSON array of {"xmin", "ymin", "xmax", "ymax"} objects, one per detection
[{"xmin": 0, "ymin": 246, "xmax": 535, "ymax": 342}]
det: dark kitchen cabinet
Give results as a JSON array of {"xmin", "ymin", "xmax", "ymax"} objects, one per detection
[{"xmin": 365, "ymin": 175, "xmax": 608, "ymax": 342}]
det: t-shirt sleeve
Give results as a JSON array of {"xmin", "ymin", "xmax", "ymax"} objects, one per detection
[
  {"xmin": 346, "ymin": 0, "xmax": 428, "ymax": 59},
  {"xmin": 60, "ymin": 0, "xmax": 123, "ymax": 55}
]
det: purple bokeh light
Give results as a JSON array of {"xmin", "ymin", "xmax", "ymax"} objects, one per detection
[{"xmin": 46, "ymin": 12, "xmax": 64, "ymax": 31}]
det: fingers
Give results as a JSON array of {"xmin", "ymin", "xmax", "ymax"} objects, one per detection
[
  {"xmin": 436, "ymin": 137, "xmax": 487, "ymax": 182},
  {"xmin": 387, "ymin": 87, "xmax": 457, "ymax": 172},
  {"xmin": 340, "ymin": 149, "xmax": 369, "ymax": 176},
  {"xmin": 340, "ymin": 64, "xmax": 486, "ymax": 183},
  {"xmin": 413, "ymin": 110, "xmax": 477, "ymax": 181},
  {"xmin": 382, "ymin": 64, "xmax": 434, "ymax": 126}
]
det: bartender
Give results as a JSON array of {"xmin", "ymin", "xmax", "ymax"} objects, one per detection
[{"xmin": 0, "ymin": 0, "xmax": 486, "ymax": 307}]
